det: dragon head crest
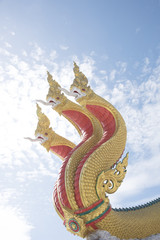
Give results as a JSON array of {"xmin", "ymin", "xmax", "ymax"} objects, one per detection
[
  {"xmin": 46, "ymin": 72, "xmax": 67, "ymax": 110},
  {"xmin": 34, "ymin": 104, "xmax": 55, "ymax": 151},
  {"xmin": 70, "ymin": 62, "xmax": 93, "ymax": 102}
]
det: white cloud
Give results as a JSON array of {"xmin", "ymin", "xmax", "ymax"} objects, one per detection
[
  {"xmin": 0, "ymin": 47, "xmax": 10, "ymax": 56},
  {"xmin": 109, "ymin": 69, "xmax": 117, "ymax": 81},
  {"xmin": 49, "ymin": 50, "xmax": 57, "ymax": 60},
  {"xmin": 59, "ymin": 45, "xmax": 69, "ymax": 51},
  {"xmin": 22, "ymin": 50, "xmax": 28, "ymax": 57},
  {"xmin": 116, "ymin": 61, "xmax": 127, "ymax": 74},
  {"xmin": 99, "ymin": 70, "xmax": 107, "ymax": 75},
  {"xmin": 101, "ymin": 54, "xmax": 109, "ymax": 60},
  {"xmin": 58, "ymin": 61, "xmax": 74, "ymax": 87},
  {"xmin": 108, "ymin": 62, "xmax": 127, "ymax": 82},
  {"xmin": 90, "ymin": 51, "xmax": 96, "ymax": 56},
  {"xmin": 78, "ymin": 55, "xmax": 95, "ymax": 80},
  {"xmin": 0, "ymin": 205, "xmax": 32, "ymax": 240},
  {"xmin": 142, "ymin": 57, "xmax": 151, "ymax": 75},
  {"xmin": 94, "ymin": 81, "xmax": 108, "ymax": 96},
  {"xmin": 30, "ymin": 42, "xmax": 45, "ymax": 61},
  {"xmin": 4, "ymin": 42, "xmax": 12, "ymax": 48},
  {"xmin": 10, "ymin": 31, "xmax": 15, "ymax": 36}
]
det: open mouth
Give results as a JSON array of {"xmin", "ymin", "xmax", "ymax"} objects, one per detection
[
  {"xmin": 73, "ymin": 90, "xmax": 80, "ymax": 95},
  {"xmin": 72, "ymin": 89, "xmax": 82, "ymax": 99},
  {"xmin": 37, "ymin": 135, "xmax": 45, "ymax": 143},
  {"xmin": 36, "ymin": 134, "xmax": 48, "ymax": 143},
  {"xmin": 71, "ymin": 87, "xmax": 86, "ymax": 99},
  {"xmin": 37, "ymin": 136, "xmax": 44, "ymax": 140},
  {"xmin": 49, "ymin": 100, "xmax": 56, "ymax": 104}
]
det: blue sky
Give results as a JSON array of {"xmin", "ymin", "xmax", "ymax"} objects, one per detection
[{"xmin": 0, "ymin": 1, "xmax": 160, "ymax": 240}]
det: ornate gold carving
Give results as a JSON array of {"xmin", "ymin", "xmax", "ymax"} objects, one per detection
[
  {"xmin": 63, "ymin": 206, "xmax": 88, "ymax": 238},
  {"xmin": 46, "ymin": 72, "xmax": 65, "ymax": 100},
  {"xmin": 73, "ymin": 62, "xmax": 88, "ymax": 86},
  {"xmin": 34, "ymin": 104, "xmax": 54, "ymax": 151},
  {"xmin": 96, "ymin": 153, "xmax": 128, "ymax": 200},
  {"xmin": 35, "ymin": 104, "xmax": 50, "ymax": 135},
  {"xmin": 70, "ymin": 62, "xmax": 92, "ymax": 96},
  {"xmin": 45, "ymin": 72, "xmax": 68, "ymax": 114}
]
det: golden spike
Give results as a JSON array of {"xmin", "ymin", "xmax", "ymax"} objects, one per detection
[
  {"xmin": 73, "ymin": 62, "xmax": 80, "ymax": 77},
  {"xmin": 73, "ymin": 62, "xmax": 88, "ymax": 86},
  {"xmin": 46, "ymin": 71, "xmax": 62, "ymax": 100},
  {"xmin": 47, "ymin": 71, "xmax": 52, "ymax": 83},
  {"xmin": 47, "ymin": 71, "xmax": 61, "ymax": 89},
  {"xmin": 36, "ymin": 103, "xmax": 50, "ymax": 129}
]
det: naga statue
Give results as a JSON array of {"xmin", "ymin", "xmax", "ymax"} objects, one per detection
[{"xmin": 26, "ymin": 63, "xmax": 160, "ymax": 240}]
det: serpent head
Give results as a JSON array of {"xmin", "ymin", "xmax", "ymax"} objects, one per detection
[
  {"xmin": 37, "ymin": 72, "xmax": 67, "ymax": 111},
  {"xmin": 25, "ymin": 104, "xmax": 55, "ymax": 151},
  {"xmin": 70, "ymin": 62, "xmax": 93, "ymax": 101},
  {"xmin": 46, "ymin": 72, "xmax": 67, "ymax": 109},
  {"xmin": 35, "ymin": 104, "xmax": 55, "ymax": 150}
]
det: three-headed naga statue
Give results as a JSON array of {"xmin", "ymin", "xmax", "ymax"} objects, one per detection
[{"xmin": 26, "ymin": 63, "xmax": 160, "ymax": 240}]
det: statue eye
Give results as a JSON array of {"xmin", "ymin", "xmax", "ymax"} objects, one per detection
[
  {"xmin": 82, "ymin": 89, "xmax": 85, "ymax": 91},
  {"xmin": 45, "ymin": 133, "xmax": 48, "ymax": 136}
]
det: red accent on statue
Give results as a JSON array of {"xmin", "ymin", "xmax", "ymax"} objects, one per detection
[
  {"xmin": 75, "ymin": 199, "xmax": 103, "ymax": 215},
  {"xmin": 57, "ymin": 110, "xmax": 93, "ymax": 209},
  {"xmin": 53, "ymin": 181, "xmax": 65, "ymax": 218},
  {"xmin": 50, "ymin": 145, "xmax": 73, "ymax": 159},
  {"xmin": 52, "ymin": 145, "xmax": 74, "ymax": 219}
]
